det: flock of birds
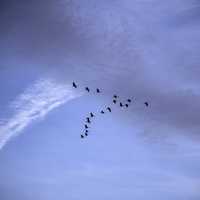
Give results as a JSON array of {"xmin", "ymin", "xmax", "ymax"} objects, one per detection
[{"xmin": 72, "ymin": 82, "xmax": 149, "ymax": 139}]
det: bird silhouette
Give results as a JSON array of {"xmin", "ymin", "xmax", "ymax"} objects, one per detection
[
  {"xmin": 85, "ymin": 130, "xmax": 88, "ymax": 133},
  {"xmin": 86, "ymin": 117, "xmax": 91, "ymax": 123},
  {"xmin": 85, "ymin": 124, "xmax": 89, "ymax": 129},
  {"xmin": 127, "ymin": 99, "xmax": 131, "ymax": 103},
  {"xmin": 81, "ymin": 134, "xmax": 84, "ymax": 138},
  {"xmin": 96, "ymin": 88, "xmax": 100, "ymax": 93},
  {"xmin": 85, "ymin": 133, "xmax": 88, "ymax": 136},
  {"xmin": 113, "ymin": 99, "xmax": 117, "ymax": 104},
  {"xmin": 107, "ymin": 107, "xmax": 111, "ymax": 112},
  {"xmin": 100, "ymin": 110, "xmax": 105, "ymax": 114},
  {"xmin": 85, "ymin": 87, "xmax": 90, "ymax": 92},
  {"xmin": 113, "ymin": 95, "xmax": 118, "ymax": 98},
  {"xmin": 72, "ymin": 82, "xmax": 77, "ymax": 88},
  {"xmin": 120, "ymin": 102, "xmax": 123, "ymax": 107},
  {"xmin": 90, "ymin": 112, "xmax": 94, "ymax": 117},
  {"xmin": 125, "ymin": 104, "xmax": 129, "ymax": 107},
  {"xmin": 144, "ymin": 102, "xmax": 149, "ymax": 107}
]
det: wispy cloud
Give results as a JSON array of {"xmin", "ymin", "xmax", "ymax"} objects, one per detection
[{"xmin": 0, "ymin": 78, "xmax": 81, "ymax": 150}]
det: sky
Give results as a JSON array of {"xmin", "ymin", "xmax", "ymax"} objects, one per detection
[{"xmin": 0, "ymin": 0, "xmax": 200, "ymax": 199}]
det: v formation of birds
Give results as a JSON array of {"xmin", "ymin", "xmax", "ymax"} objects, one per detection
[{"xmin": 72, "ymin": 82, "xmax": 149, "ymax": 139}]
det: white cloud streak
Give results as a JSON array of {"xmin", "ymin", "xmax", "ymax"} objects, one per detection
[{"xmin": 0, "ymin": 78, "xmax": 81, "ymax": 150}]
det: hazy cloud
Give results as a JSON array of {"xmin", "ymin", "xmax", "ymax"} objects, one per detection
[{"xmin": 0, "ymin": 78, "xmax": 81, "ymax": 149}]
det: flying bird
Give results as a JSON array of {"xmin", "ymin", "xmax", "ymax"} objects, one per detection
[
  {"xmin": 85, "ymin": 87, "xmax": 90, "ymax": 92},
  {"xmin": 144, "ymin": 102, "xmax": 149, "ymax": 107},
  {"xmin": 120, "ymin": 102, "xmax": 123, "ymax": 107},
  {"xmin": 85, "ymin": 130, "xmax": 88, "ymax": 133},
  {"xmin": 86, "ymin": 117, "xmax": 91, "ymax": 123},
  {"xmin": 100, "ymin": 110, "xmax": 105, "ymax": 114},
  {"xmin": 125, "ymin": 104, "xmax": 129, "ymax": 107},
  {"xmin": 81, "ymin": 134, "xmax": 84, "ymax": 138},
  {"xmin": 85, "ymin": 133, "xmax": 88, "ymax": 136},
  {"xmin": 113, "ymin": 95, "xmax": 118, "ymax": 98},
  {"xmin": 113, "ymin": 99, "xmax": 117, "ymax": 104},
  {"xmin": 85, "ymin": 124, "xmax": 89, "ymax": 129},
  {"xmin": 96, "ymin": 88, "xmax": 100, "ymax": 93},
  {"xmin": 72, "ymin": 82, "xmax": 77, "ymax": 88},
  {"xmin": 90, "ymin": 112, "xmax": 94, "ymax": 117},
  {"xmin": 127, "ymin": 99, "xmax": 131, "ymax": 103},
  {"xmin": 107, "ymin": 107, "xmax": 111, "ymax": 112}
]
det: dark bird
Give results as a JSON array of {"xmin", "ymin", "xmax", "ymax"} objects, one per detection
[
  {"xmin": 85, "ymin": 130, "xmax": 88, "ymax": 133},
  {"xmin": 72, "ymin": 82, "xmax": 77, "ymax": 88},
  {"xmin": 86, "ymin": 117, "xmax": 91, "ymax": 123},
  {"xmin": 127, "ymin": 99, "xmax": 131, "ymax": 103},
  {"xmin": 90, "ymin": 112, "xmax": 94, "ymax": 117},
  {"xmin": 113, "ymin": 99, "xmax": 117, "ymax": 104},
  {"xmin": 85, "ymin": 87, "xmax": 90, "ymax": 92},
  {"xmin": 100, "ymin": 110, "xmax": 105, "ymax": 114},
  {"xmin": 107, "ymin": 107, "xmax": 111, "ymax": 112},
  {"xmin": 144, "ymin": 102, "xmax": 149, "ymax": 107},
  {"xmin": 125, "ymin": 104, "xmax": 129, "ymax": 107},
  {"xmin": 113, "ymin": 95, "xmax": 118, "ymax": 98},
  {"xmin": 81, "ymin": 134, "xmax": 84, "ymax": 138},
  {"xmin": 85, "ymin": 133, "xmax": 88, "ymax": 136},
  {"xmin": 120, "ymin": 102, "xmax": 123, "ymax": 107},
  {"xmin": 96, "ymin": 88, "xmax": 100, "ymax": 93},
  {"xmin": 85, "ymin": 124, "xmax": 89, "ymax": 129}
]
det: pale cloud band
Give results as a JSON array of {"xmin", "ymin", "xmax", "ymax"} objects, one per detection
[{"xmin": 0, "ymin": 78, "xmax": 81, "ymax": 150}]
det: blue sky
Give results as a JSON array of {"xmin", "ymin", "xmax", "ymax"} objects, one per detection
[{"xmin": 0, "ymin": 0, "xmax": 200, "ymax": 199}]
